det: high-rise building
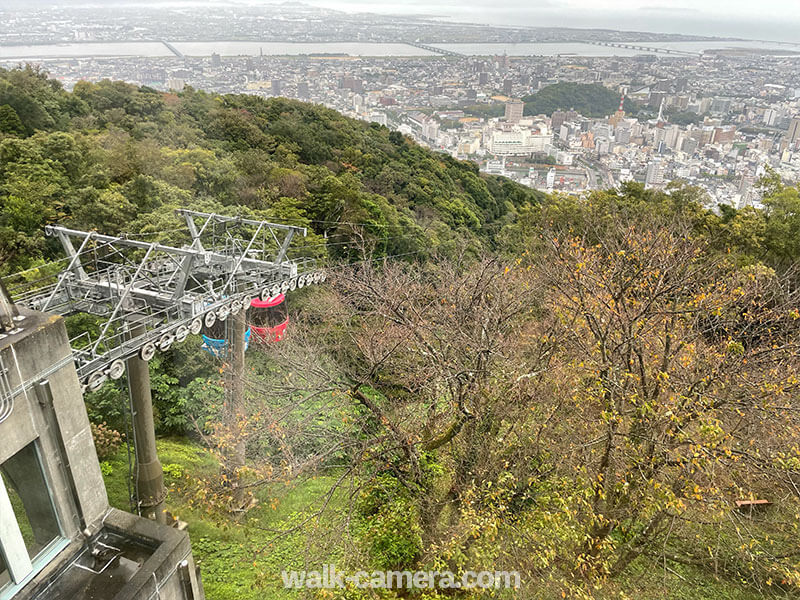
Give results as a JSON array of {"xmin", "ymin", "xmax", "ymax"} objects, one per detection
[
  {"xmin": 423, "ymin": 121, "xmax": 440, "ymax": 142},
  {"xmin": 166, "ymin": 78, "xmax": 185, "ymax": 92},
  {"xmin": 502, "ymin": 79, "xmax": 513, "ymax": 96},
  {"xmin": 370, "ymin": 112, "xmax": 388, "ymax": 126},
  {"xmin": 210, "ymin": 52, "xmax": 221, "ymax": 68},
  {"xmin": 546, "ymin": 168, "xmax": 556, "ymax": 191},
  {"xmin": 479, "ymin": 72, "xmax": 489, "ymax": 85},
  {"xmin": 271, "ymin": 79, "xmax": 283, "ymax": 97},
  {"xmin": 711, "ymin": 97, "xmax": 732, "ymax": 114},
  {"xmin": 653, "ymin": 126, "xmax": 667, "ymax": 148},
  {"xmin": 665, "ymin": 124, "xmax": 681, "ymax": 150},
  {"xmin": 615, "ymin": 125, "xmax": 631, "ymax": 145},
  {"xmin": 297, "ymin": 81, "xmax": 309, "ymax": 99},
  {"xmin": 645, "ymin": 159, "xmax": 665, "ymax": 188},
  {"xmin": 495, "ymin": 53, "xmax": 510, "ymax": 70},
  {"xmin": 713, "ymin": 126, "xmax": 737, "ymax": 145},
  {"xmin": 339, "ymin": 76, "xmax": 363, "ymax": 94},
  {"xmin": 787, "ymin": 116, "xmax": 800, "ymax": 146},
  {"xmin": 504, "ymin": 99, "xmax": 524, "ymax": 124},
  {"xmin": 551, "ymin": 110, "xmax": 567, "ymax": 133},
  {"xmin": 682, "ymin": 137, "xmax": 699, "ymax": 155}
]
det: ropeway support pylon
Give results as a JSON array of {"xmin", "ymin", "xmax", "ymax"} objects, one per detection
[{"xmin": 5, "ymin": 210, "xmax": 326, "ymax": 390}]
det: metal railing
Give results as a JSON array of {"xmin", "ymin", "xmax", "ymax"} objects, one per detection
[{"xmin": 2, "ymin": 211, "xmax": 327, "ymax": 391}]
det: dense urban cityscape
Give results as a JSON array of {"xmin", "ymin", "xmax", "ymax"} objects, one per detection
[{"xmin": 2, "ymin": 4, "xmax": 800, "ymax": 207}]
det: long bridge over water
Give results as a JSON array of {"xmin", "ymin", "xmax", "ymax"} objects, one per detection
[
  {"xmin": 583, "ymin": 41, "xmax": 701, "ymax": 57},
  {"xmin": 160, "ymin": 40, "xmax": 184, "ymax": 58},
  {"xmin": 404, "ymin": 41, "xmax": 465, "ymax": 57}
]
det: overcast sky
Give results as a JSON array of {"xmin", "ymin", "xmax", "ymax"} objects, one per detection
[
  {"xmin": 306, "ymin": 0, "xmax": 795, "ymax": 16},
  {"xmin": 8, "ymin": 0, "xmax": 800, "ymax": 43},
  {"xmin": 304, "ymin": 0, "xmax": 800, "ymax": 42}
]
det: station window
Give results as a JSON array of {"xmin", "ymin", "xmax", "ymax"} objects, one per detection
[
  {"xmin": 0, "ymin": 441, "xmax": 63, "ymax": 595},
  {"xmin": 0, "ymin": 552, "xmax": 8, "ymax": 590}
]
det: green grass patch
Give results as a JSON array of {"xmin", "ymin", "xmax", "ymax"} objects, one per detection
[
  {"xmin": 610, "ymin": 558, "xmax": 773, "ymax": 600},
  {"xmin": 102, "ymin": 437, "xmax": 345, "ymax": 600}
]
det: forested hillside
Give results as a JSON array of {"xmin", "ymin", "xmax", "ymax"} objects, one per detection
[
  {"xmin": 520, "ymin": 82, "xmax": 637, "ymax": 117},
  {"xmin": 463, "ymin": 82, "xmax": 638, "ymax": 119},
  {"xmin": 0, "ymin": 65, "xmax": 542, "ymax": 276},
  {"xmin": 3, "ymin": 66, "xmax": 800, "ymax": 600}
]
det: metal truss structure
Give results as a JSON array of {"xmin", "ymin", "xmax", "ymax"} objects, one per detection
[{"xmin": 5, "ymin": 210, "xmax": 326, "ymax": 391}]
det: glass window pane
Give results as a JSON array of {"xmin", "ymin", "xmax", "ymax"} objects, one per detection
[
  {"xmin": 0, "ymin": 443, "xmax": 61, "ymax": 560},
  {"xmin": 0, "ymin": 550, "xmax": 9, "ymax": 589}
]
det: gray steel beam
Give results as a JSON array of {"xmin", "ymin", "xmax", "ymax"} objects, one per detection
[{"xmin": 176, "ymin": 209, "xmax": 306, "ymax": 236}]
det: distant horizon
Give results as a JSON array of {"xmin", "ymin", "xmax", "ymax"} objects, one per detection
[
  {"xmin": 304, "ymin": 1, "xmax": 800, "ymax": 44},
  {"xmin": 2, "ymin": 0, "xmax": 799, "ymax": 45}
]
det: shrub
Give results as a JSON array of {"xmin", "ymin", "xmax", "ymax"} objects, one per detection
[
  {"xmin": 91, "ymin": 421, "xmax": 123, "ymax": 460},
  {"xmin": 357, "ymin": 474, "xmax": 423, "ymax": 570},
  {"xmin": 162, "ymin": 463, "xmax": 184, "ymax": 479}
]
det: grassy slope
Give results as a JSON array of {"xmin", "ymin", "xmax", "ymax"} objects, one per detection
[
  {"xmin": 102, "ymin": 439, "xmax": 767, "ymax": 600},
  {"xmin": 103, "ymin": 438, "xmax": 344, "ymax": 600}
]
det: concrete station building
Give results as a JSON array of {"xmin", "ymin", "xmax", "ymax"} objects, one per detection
[{"xmin": 0, "ymin": 285, "xmax": 205, "ymax": 600}]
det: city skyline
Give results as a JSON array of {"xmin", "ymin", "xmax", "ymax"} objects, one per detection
[{"xmin": 1, "ymin": 1, "xmax": 800, "ymax": 598}]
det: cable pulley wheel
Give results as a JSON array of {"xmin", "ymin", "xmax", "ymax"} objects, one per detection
[
  {"xmin": 189, "ymin": 318, "xmax": 203, "ymax": 335},
  {"xmin": 175, "ymin": 325, "xmax": 190, "ymax": 343},
  {"xmin": 158, "ymin": 334, "xmax": 175, "ymax": 352},
  {"xmin": 87, "ymin": 371, "xmax": 108, "ymax": 392},
  {"xmin": 107, "ymin": 359, "xmax": 126, "ymax": 380},
  {"xmin": 140, "ymin": 342, "xmax": 157, "ymax": 362}
]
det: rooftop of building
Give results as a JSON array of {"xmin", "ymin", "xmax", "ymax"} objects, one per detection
[
  {"xmin": 0, "ymin": 307, "xmax": 57, "ymax": 353},
  {"xmin": 23, "ymin": 509, "xmax": 193, "ymax": 600}
]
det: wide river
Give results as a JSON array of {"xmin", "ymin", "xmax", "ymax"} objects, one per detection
[{"xmin": 1, "ymin": 40, "xmax": 799, "ymax": 60}]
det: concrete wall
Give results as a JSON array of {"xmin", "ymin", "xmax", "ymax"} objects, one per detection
[
  {"xmin": 0, "ymin": 308, "xmax": 108, "ymax": 542},
  {"xmin": 1, "ymin": 307, "xmax": 203, "ymax": 600},
  {"xmin": 104, "ymin": 509, "xmax": 204, "ymax": 600}
]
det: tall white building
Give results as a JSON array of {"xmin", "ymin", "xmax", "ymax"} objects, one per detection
[
  {"xmin": 645, "ymin": 159, "xmax": 665, "ymax": 189},
  {"xmin": 369, "ymin": 112, "xmax": 388, "ymax": 126},
  {"xmin": 489, "ymin": 125, "xmax": 552, "ymax": 156},
  {"xmin": 423, "ymin": 121, "xmax": 440, "ymax": 142},
  {"xmin": 665, "ymin": 125, "xmax": 681, "ymax": 150},
  {"xmin": 546, "ymin": 168, "xmax": 556, "ymax": 191}
]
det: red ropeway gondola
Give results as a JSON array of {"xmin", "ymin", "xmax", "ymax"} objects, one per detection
[{"xmin": 249, "ymin": 294, "xmax": 289, "ymax": 343}]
